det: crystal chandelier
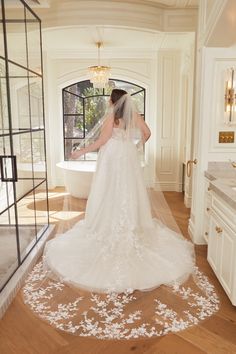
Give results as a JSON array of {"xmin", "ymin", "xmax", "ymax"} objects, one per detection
[{"xmin": 88, "ymin": 42, "xmax": 110, "ymax": 88}]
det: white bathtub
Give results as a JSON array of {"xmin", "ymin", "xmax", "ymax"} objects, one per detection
[{"xmin": 56, "ymin": 161, "xmax": 97, "ymax": 198}]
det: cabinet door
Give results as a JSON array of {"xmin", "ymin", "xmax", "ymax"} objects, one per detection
[
  {"xmin": 207, "ymin": 214, "xmax": 220, "ymax": 273},
  {"xmin": 219, "ymin": 227, "xmax": 235, "ymax": 296}
]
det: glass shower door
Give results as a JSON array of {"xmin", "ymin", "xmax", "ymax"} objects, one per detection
[
  {"xmin": 0, "ymin": 50, "xmax": 19, "ymax": 290},
  {"xmin": 0, "ymin": 0, "xmax": 49, "ymax": 291}
]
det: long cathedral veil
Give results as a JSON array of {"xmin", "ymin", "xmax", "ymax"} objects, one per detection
[{"xmin": 21, "ymin": 92, "xmax": 219, "ymax": 339}]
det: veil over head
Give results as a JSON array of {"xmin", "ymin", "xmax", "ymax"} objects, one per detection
[{"xmin": 73, "ymin": 92, "xmax": 142, "ymax": 151}]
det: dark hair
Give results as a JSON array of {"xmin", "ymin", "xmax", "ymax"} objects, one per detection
[{"xmin": 110, "ymin": 89, "xmax": 127, "ymax": 124}]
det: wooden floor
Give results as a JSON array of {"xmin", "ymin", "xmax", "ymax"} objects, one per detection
[{"xmin": 0, "ymin": 189, "xmax": 236, "ymax": 354}]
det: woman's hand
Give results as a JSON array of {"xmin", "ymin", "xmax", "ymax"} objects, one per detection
[
  {"xmin": 70, "ymin": 149, "xmax": 84, "ymax": 160},
  {"xmin": 69, "ymin": 116, "xmax": 113, "ymax": 160}
]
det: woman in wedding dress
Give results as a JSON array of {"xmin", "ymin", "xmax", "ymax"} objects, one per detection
[
  {"xmin": 43, "ymin": 89, "xmax": 195, "ymax": 293},
  {"xmin": 23, "ymin": 89, "xmax": 219, "ymax": 338}
]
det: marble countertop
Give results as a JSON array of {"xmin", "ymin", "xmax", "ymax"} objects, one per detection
[{"xmin": 204, "ymin": 169, "xmax": 236, "ymax": 210}]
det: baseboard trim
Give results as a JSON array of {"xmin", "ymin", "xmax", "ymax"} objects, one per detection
[
  {"xmin": 154, "ymin": 181, "xmax": 183, "ymax": 192},
  {"xmin": 184, "ymin": 195, "xmax": 192, "ymax": 208},
  {"xmin": 188, "ymin": 218, "xmax": 194, "ymax": 242},
  {"xmin": 188, "ymin": 218, "xmax": 207, "ymax": 245},
  {"xmin": 0, "ymin": 225, "xmax": 55, "ymax": 319}
]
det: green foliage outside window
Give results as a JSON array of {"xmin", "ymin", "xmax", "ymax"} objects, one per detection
[{"xmin": 63, "ymin": 80, "xmax": 145, "ymax": 160}]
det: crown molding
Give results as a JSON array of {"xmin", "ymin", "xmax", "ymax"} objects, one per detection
[
  {"xmin": 33, "ymin": 1, "xmax": 198, "ymax": 32},
  {"xmin": 203, "ymin": 0, "xmax": 228, "ymax": 46}
]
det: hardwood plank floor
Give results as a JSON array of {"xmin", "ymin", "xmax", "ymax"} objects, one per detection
[{"xmin": 0, "ymin": 189, "xmax": 236, "ymax": 354}]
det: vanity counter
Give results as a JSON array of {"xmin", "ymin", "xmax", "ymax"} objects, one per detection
[{"xmin": 204, "ymin": 169, "xmax": 236, "ymax": 210}]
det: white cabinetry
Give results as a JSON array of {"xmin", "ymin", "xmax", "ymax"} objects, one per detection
[{"xmin": 205, "ymin": 179, "xmax": 236, "ymax": 306}]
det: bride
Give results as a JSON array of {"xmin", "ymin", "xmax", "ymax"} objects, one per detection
[
  {"xmin": 42, "ymin": 88, "xmax": 195, "ymax": 293},
  {"xmin": 23, "ymin": 89, "xmax": 219, "ymax": 339}
]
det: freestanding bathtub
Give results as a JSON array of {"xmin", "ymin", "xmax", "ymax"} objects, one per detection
[{"xmin": 56, "ymin": 161, "xmax": 97, "ymax": 198}]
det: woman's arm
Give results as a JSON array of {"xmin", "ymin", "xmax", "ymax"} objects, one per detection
[
  {"xmin": 71, "ymin": 116, "xmax": 114, "ymax": 159},
  {"xmin": 135, "ymin": 113, "xmax": 151, "ymax": 143}
]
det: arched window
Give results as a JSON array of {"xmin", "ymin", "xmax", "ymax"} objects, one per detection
[{"xmin": 62, "ymin": 79, "xmax": 145, "ymax": 160}]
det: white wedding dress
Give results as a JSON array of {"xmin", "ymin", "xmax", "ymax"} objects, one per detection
[{"xmin": 43, "ymin": 127, "xmax": 195, "ymax": 293}]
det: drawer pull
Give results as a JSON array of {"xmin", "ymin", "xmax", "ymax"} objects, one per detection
[
  {"xmin": 206, "ymin": 207, "xmax": 210, "ymax": 212},
  {"xmin": 205, "ymin": 232, "xmax": 208, "ymax": 236},
  {"xmin": 207, "ymin": 187, "xmax": 211, "ymax": 191},
  {"xmin": 215, "ymin": 226, "xmax": 223, "ymax": 234}
]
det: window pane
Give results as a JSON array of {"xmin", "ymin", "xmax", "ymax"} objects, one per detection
[
  {"xmin": 107, "ymin": 79, "xmax": 143, "ymax": 95},
  {"xmin": 13, "ymin": 132, "xmax": 34, "ymax": 201},
  {"xmin": 25, "ymin": 8, "xmax": 41, "ymax": 74},
  {"xmin": 8, "ymin": 62, "xmax": 33, "ymax": 132},
  {"xmin": 65, "ymin": 138, "xmax": 98, "ymax": 161},
  {"xmin": 64, "ymin": 115, "xmax": 84, "ymax": 138},
  {"xmin": 0, "ymin": 2, "xmax": 4, "ymax": 57},
  {"xmin": 66, "ymin": 81, "xmax": 103, "ymax": 98},
  {"xmin": 64, "ymin": 138, "xmax": 80, "ymax": 160},
  {"xmin": 85, "ymin": 96, "xmax": 108, "ymax": 132},
  {"xmin": 0, "ymin": 59, "xmax": 9, "ymax": 133},
  {"xmin": 63, "ymin": 90, "xmax": 83, "ymax": 114},
  {"xmin": 16, "ymin": 193, "xmax": 37, "ymax": 262},
  {"xmin": 32, "ymin": 130, "xmax": 46, "ymax": 180},
  {"xmin": 29, "ymin": 77, "xmax": 44, "ymax": 129},
  {"xmin": 63, "ymin": 80, "xmax": 145, "ymax": 161},
  {"xmin": 0, "ymin": 136, "xmax": 14, "ymax": 211},
  {"xmin": 5, "ymin": 2, "xmax": 27, "ymax": 69},
  {"xmin": 103, "ymin": 81, "xmax": 115, "ymax": 96},
  {"xmin": 0, "ymin": 216, "xmax": 18, "ymax": 290},
  {"xmin": 82, "ymin": 86, "xmax": 103, "ymax": 97},
  {"xmin": 34, "ymin": 181, "xmax": 49, "ymax": 240},
  {"xmin": 14, "ymin": 132, "xmax": 32, "ymax": 165},
  {"xmin": 132, "ymin": 90, "xmax": 145, "ymax": 115}
]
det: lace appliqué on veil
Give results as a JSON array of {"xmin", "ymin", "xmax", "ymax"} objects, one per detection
[{"xmin": 22, "ymin": 261, "xmax": 219, "ymax": 339}]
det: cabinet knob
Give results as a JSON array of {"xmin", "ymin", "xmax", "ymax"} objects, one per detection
[
  {"xmin": 215, "ymin": 226, "xmax": 223, "ymax": 234},
  {"xmin": 207, "ymin": 187, "xmax": 211, "ymax": 191},
  {"xmin": 205, "ymin": 232, "xmax": 208, "ymax": 236},
  {"xmin": 206, "ymin": 207, "xmax": 210, "ymax": 212}
]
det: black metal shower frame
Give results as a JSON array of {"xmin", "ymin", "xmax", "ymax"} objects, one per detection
[
  {"xmin": 62, "ymin": 79, "xmax": 146, "ymax": 161},
  {"xmin": 0, "ymin": 0, "xmax": 49, "ymax": 291}
]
